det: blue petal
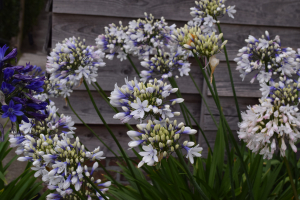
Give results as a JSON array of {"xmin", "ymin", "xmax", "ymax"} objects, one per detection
[
  {"xmin": 13, "ymin": 104, "xmax": 22, "ymax": 111},
  {"xmin": 2, "ymin": 113, "xmax": 8, "ymax": 118},
  {"xmin": 10, "ymin": 115, "xmax": 16, "ymax": 122},
  {"xmin": 8, "ymin": 100, "xmax": 14, "ymax": 107},
  {"xmin": 2, "ymin": 105, "xmax": 8, "ymax": 112},
  {"xmin": 22, "ymin": 115, "xmax": 29, "ymax": 123},
  {"xmin": 14, "ymin": 111, "xmax": 24, "ymax": 116}
]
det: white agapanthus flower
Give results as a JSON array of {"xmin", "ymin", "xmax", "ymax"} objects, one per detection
[
  {"xmin": 235, "ymin": 31, "xmax": 299, "ymax": 83},
  {"xmin": 109, "ymin": 78, "xmax": 183, "ymax": 123},
  {"xmin": 140, "ymin": 48, "xmax": 191, "ymax": 82},
  {"xmin": 183, "ymin": 143, "xmax": 203, "ymax": 164},
  {"xmin": 15, "ymin": 132, "xmax": 110, "ymax": 200},
  {"xmin": 237, "ymin": 98, "xmax": 300, "ymax": 159},
  {"xmin": 190, "ymin": 1, "xmax": 236, "ymax": 27},
  {"xmin": 138, "ymin": 144, "xmax": 158, "ymax": 168},
  {"xmin": 128, "ymin": 118, "xmax": 202, "ymax": 166},
  {"xmin": 47, "ymin": 37, "xmax": 106, "ymax": 98}
]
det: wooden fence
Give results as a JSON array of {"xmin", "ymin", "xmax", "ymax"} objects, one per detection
[{"xmin": 49, "ymin": 0, "xmax": 300, "ymax": 157}]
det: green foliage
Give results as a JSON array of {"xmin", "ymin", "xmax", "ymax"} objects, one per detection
[
  {"xmin": 107, "ymin": 127, "xmax": 299, "ymax": 200},
  {"xmin": 0, "ymin": 131, "xmax": 43, "ymax": 200}
]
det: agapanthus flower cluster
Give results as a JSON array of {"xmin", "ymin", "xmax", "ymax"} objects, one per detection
[
  {"xmin": 188, "ymin": 1, "xmax": 236, "ymax": 34},
  {"xmin": 172, "ymin": 25, "xmax": 227, "ymax": 57},
  {"xmin": 238, "ymin": 97, "xmax": 300, "ymax": 159},
  {"xmin": 125, "ymin": 13, "xmax": 175, "ymax": 60},
  {"xmin": 16, "ymin": 133, "xmax": 110, "ymax": 200},
  {"xmin": 260, "ymin": 77, "xmax": 300, "ymax": 104},
  {"xmin": 190, "ymin": 0, "xmax": 236, "ymax": 20},
  {"xmin": 96, "ymin": 13, "xmax": 176, "ymax": 61},
  {"xmin": 235, "ymin": 31, "xmax": 300, "ymax": 82},
  {"xmin": 9, "ymin": 99, "xmax": 76, "ymax": 154},
  {"xmin": 46, "ymin": 37, "xmax": 106, "ymax": 98},
  {"xmin": 0, "ymin": 45, "xmax": 48, "ymax": 125},
  {"xmin": 127, "ymin": 118, "xmax": 202, "ymax": 167},
  {"xmin": 140, "ymin": 47, "xmax": 191, "ymax": 82},
  {"xmin": 95, "ymin": 21, "xmax": 129, "ymax": 61},
  {"xmin": 110, "ymin": 78, "xmax": 183, "ymax": 123}
]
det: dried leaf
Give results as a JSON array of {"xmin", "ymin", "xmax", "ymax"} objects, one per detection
[{"xmin": 209, "ymin": 55, "xmax": 220, "ymax": 83}]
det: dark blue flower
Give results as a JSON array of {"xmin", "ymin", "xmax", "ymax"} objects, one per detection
[
  {"xmin": 0, "ymin": 45, "xmax": 17, "ymax": 67},
  {"xmin": 13, "ymin": 74, "xmax": 33, "ymax": 81},
  {"xmin": 27, "ymin": 111, "xmax": 47, "ymax": 121},
  {"xmin": 3, "ymin": 68, "xmax": 14, "ymax": 81},
  {"xmin": 1, "ymin": 82, "xmax": 15, "ymax": 95},
  {"xmin": 2, "ymin": 100, "xmax": 24, "ymax": 122},
  {"xmin": 27, "ymin": 102, "xmax": 47, "ymax": 110},
  {"xmin": 21, "ymin": 63, "xmax": 34, "ymax": 73},
  {"xmin": 25, "ymin": 79, "xmax": 45, "ymax": 92}
]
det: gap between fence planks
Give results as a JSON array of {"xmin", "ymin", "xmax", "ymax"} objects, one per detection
[{"xmin": 52, "ymin": 0, "xmax": 300, "ymax": 28}]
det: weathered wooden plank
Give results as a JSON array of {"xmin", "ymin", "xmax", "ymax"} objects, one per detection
[
  {"xmin": 203, "ymin": 97, "xmax": 259, "ymax": 117},
  {"xmin": 207, "ymin": 62, "xmax": 261, "ymax": 97},
  {"xmin": 52, "ymin": 14, "xmax": 300, "ymax": 57},
  {"xmin": 51, "ymin": 91, "xmax": 201, "ymax": 125},
  {"xmin": 201, "ymin": 97, "xmax": 259, "ymax": 131},
  {"xmin": 52, "ymin": 0, "xmax": 300, "ymax": 28},
  {"xmin": 203, "ymin": 115, "xmax": 238, "ymax": 131},
  {"xmin": 74, "ymin": 57, "xmax": 203, "ymax": 94}
]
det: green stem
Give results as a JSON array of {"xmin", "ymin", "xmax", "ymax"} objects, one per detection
[
  {"xmin": 94, "ymin": 82, "xmax": 135, "ymax": 131},
  {"xmin": 192, "ymin": 52, "xmax": 217, "ymax": 103},
  {"xmin": 284, "ymin": 157, "xmax": 299, "ymax": 200},
  {"xmin": 92, "ymin": 82, "xmax": 118, "ymax": 112},
  {"xmin": 168, "ymin": 77, "xmax": 212, "ymax": 150},
  {"xmin": 66, "ymin": 97, "xmax": 119, "ymax": 158},
  {"xmin": 3, "ymin": 119, "xmax": 9, "ymax": 129},
  {"xmin": 188, "ymin": 72, "xmax": 218, "ymax": 128},
  {"xmin": 126, "ymin": 55, "xmax": 140, "ymax": 78},
  {"xmin": 182, "ymin": 102, "xmax": 212, "ymax": 153},
  {"xmin": 83, "ymin": 80, "xmax": 145, "ymax": 199},
  {"xmin": 193, "ymin": 52, "xmax": 254, "ymax": 199},
  {"xmin": 175, "ymin": 149, "xmax": 209, "ymax": 200},
  {"xmin": 216, "ymin": 23, "xmax": 242, "ymax": 122},
  {"xmin": 210, "ymin": 71, "xmax": 235, "ymax": 199},
  {"xmin": 168, "ymin": 77, "xmax": 195, "ymax": 143}
]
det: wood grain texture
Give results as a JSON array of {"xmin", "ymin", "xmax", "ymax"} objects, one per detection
[
  {"xmin": 51, "ymin": 91, "xmax": 201, "ymax": 125},
  {"xmin": 203, "ymin": 97, "xmax": 259, "ymax": 117},
  {"xmin": 52, "ymin": 14, "xmax": 300, "ymax": 56},
  {"xmin": 208, "ymin": 62, "xmax": 261, "ymax": 97},
  {"xmin": 53, "ymin": 0, "xmax": 300, "ymax": 27}
]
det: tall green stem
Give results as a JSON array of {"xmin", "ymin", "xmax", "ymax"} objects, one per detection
[
  {"xmin": 210, "ymin": 71, "xmax": 235, "ymax": 199},
  {"xmin": 284, "ymin": 157, "xmax": 299, "ymax": 200},
  {"xmin": 94, "ymin": 82, "xmax": 135, "ymax": 131},
  {"xmin": 92, "ymin": 82, "xmax": 117, "ymax": 112},
  {"xmin": 193, "ymin": 52, "xmax": 254, "ymax": 199},
  {"xmin": 188, "ymin": 72, "xmax": 218, "ymax": 127},
  {"xmin": 83, "ymin": 80, "xmax": 145, "ymax": 199},
  {"xmin": 66, "ymin": 97, "xmax": 119, "ymax": 158},
  {"xmin": 216, "ymin": 23, "xmax": 242, "ymax": 122},
  {"xmin": 126, "ymin": 55, "xmax": 141, "ymax": 78},
  {"xmin": 168, "ymin": 77, "xmax": 212, "ymax": 150}
]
